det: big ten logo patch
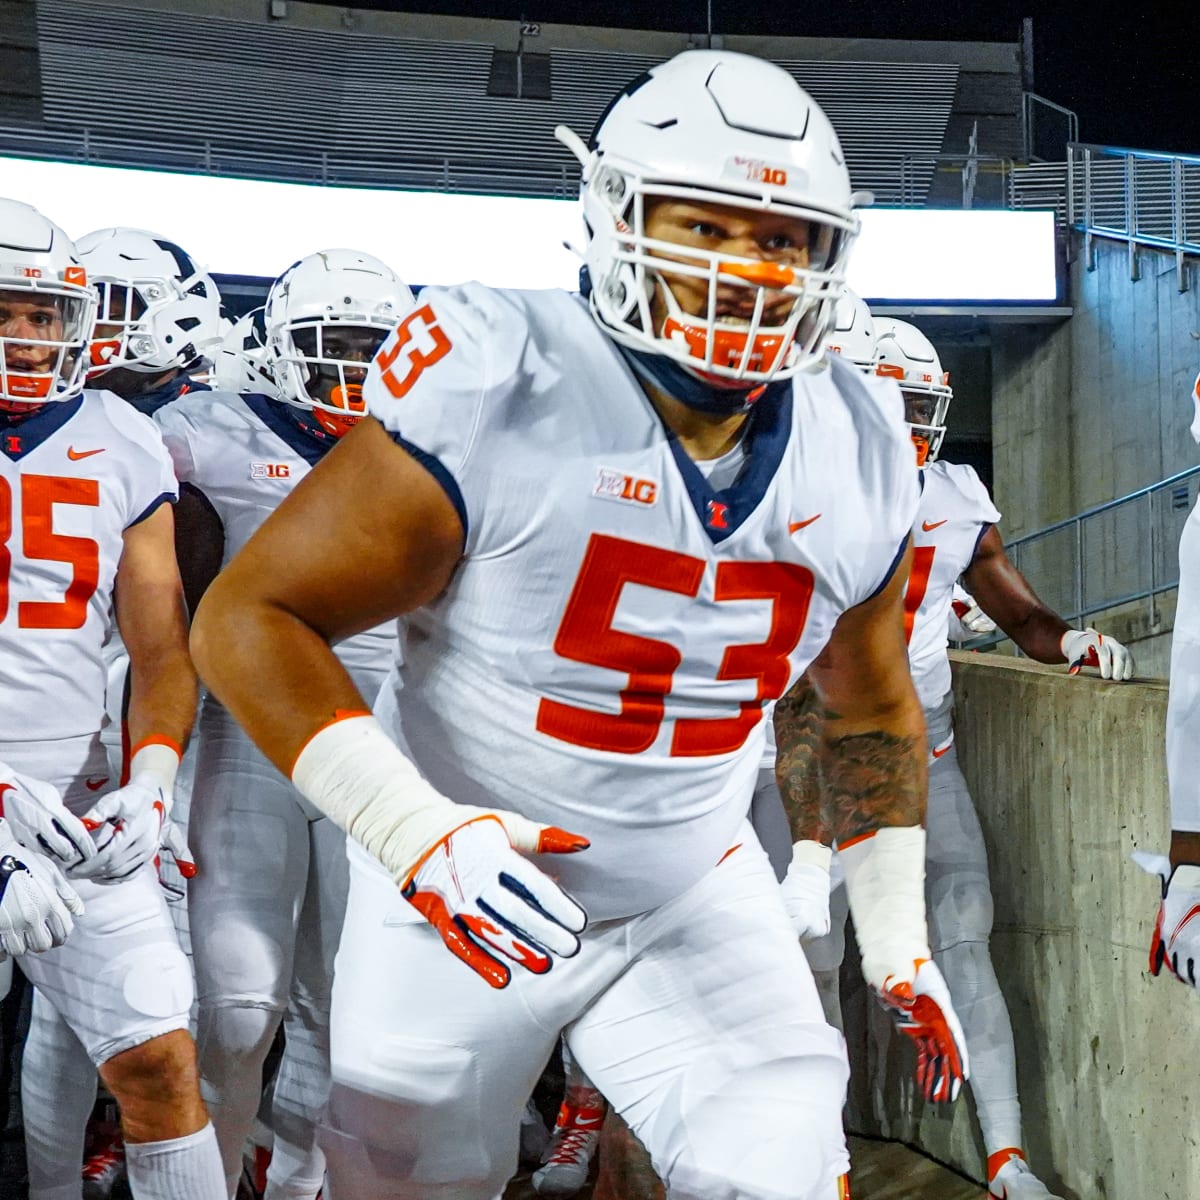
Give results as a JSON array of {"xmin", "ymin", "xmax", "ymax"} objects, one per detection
[
  {"xmin": 250, "ymin": 462, "xmax": 290, "ymax": 480},
  {"xmin": 593, "ymin": 467, "xmax": 658, "ymax": 508},
  {"xmin": 728, "ymin": 156, "xmax": 789, "ymax": 187}
]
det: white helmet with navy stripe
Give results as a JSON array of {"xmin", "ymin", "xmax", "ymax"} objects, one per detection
[{"xmin": 555, "ymin": 50, "xmax": 862, "ymax": 386}]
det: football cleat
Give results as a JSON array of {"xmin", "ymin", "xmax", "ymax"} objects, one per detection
[
  {"xmin": 519, "ymin": 1096, "xmax": 552, "ymax": 1168},
  {"xmin": 531, "ymin": 1098, "xmax": 605, "ymax": 1197},
  {"xmin": 81, "ymin": 1132, "xmax": 127, "ymax": 1200},
  {"xmin": 988, "ymin": 1149, "xmax": 1064, "ymax": 1199}
]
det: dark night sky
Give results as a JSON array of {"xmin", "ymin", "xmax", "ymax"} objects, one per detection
[{"xmin": 313, "ymin": 1, "xmax": 1200, "ymax": 155}]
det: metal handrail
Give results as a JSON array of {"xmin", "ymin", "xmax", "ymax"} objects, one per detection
[
  {"xmin": 1022, "ymin": 92, "xmax": 1079, "ymax": 162},
  {"xmin": 1067, "ymin": 142, "xmax": 1200, "ymax": 289},
  {"xmin": 897, "ymin": 152, "xmax": 1013, "ymax": 208},
  {"xmin": 991, "ymin": 464, "xmax": 1200, "ymax": 636}
]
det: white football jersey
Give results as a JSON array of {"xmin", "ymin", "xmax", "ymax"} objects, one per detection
[
  {"xmin": 365, "ymin": 285, "xmax": 919, "ymax": 918},
  {"xmin": 154, "ymin": 391, "xmax": 397, "ymax": 698},
  {"xmin": 906, "ymin": 460, "xmax": 1000, "ymax": 713},
  {"xmin": 0, "ymin": 390, "xmax": 177, "ymax": 741}
]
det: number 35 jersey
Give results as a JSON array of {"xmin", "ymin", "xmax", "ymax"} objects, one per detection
[
  {"xmin": 905, "ymin": 460, "xmax": 1000, "ymax": 714},
  {"xmin": 367, "ymin": 285, "xmax": 919, "ymax": 918},
  {"xmin": 0, "ymin": 391, "xmax": 177, "ymax": 741}
]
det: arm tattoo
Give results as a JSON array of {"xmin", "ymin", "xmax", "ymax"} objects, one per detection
[
  {"xmin": 773, "ymin": 673, "xmax": 830, "ymax": 844},
  {"xmin": 775, "ymin": 674, "xmax": 927, "ymax": 845},
  {"xmin": 822, "ymin": 725, "xmax": 927, "ymax": 844}
]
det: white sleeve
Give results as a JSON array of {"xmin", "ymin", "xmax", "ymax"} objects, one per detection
[
  {"xmin": 943, "ymin": 461, "xmax": 1001, "ymax": 527},
  {"xmin": 98, "ymin": 393, "xmax": 179, "ymax": 527},
  {"xmin": 152, "ymin": 397, "xmax": 202, "ymax": 486},
  {"xmin": 364, "ymin": 283, "xmax": 531, "ymax": 547}
]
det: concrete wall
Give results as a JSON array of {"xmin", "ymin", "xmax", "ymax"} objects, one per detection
[
  {"xmin": 846, "ymin": 651, "xmax": 1198, "ymax": 1200},
  {"xmin": 992, "ymin": 239, "xmax": 1200, "ymax": 541}
]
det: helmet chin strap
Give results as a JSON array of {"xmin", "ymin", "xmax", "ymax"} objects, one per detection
[{"xmin": 622, "ymin": 346, "xmax": 770, "ymax": 417}]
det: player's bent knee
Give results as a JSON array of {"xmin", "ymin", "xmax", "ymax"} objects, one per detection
[
  {"xmin": 322, "ymin": 1039, "xmax": 512, "ymax": 1199},
  {"xmin": 197, "ymin": 1000, "xmax": 282, "ymax": 1064},
  {"xmin": 100, "ymin": 1028, "xmax": 201, "ymax": 1105},
  {"xmin": 657, "ymin": 1053, "xmax": 848, "ymax": 1200}
]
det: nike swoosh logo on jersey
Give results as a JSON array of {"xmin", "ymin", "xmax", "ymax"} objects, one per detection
[
  {"xmin": 788, "ymin": 514, "xmax": 822, "ymax": 533},
  {"xmin": 84, "ymin": 776, "xmax": 109, "ymax": 791},
  {"xmin": 931, "ymin": 745, "xmax": 952, "ymax": 759},
  {"xmin": 922, "ymin": 519, "xmax": 948, "ymax": 531},
  {"xmin": 67, "ymin": 446, "xmax": 106, "ymax": 461}
]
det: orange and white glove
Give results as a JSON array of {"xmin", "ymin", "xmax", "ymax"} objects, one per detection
[
  {"xmin": 781, "ymin": 840, "xmax": 834, "ymax": 940},
  {"xmin": 1060, "ymin": 628, "xmax": 1133, "ymax": 681},
  {"xmin": 292, "ymin": 713, "xmax": 588, "ymax": 989},
  {"xmin": 840, "ymin": 826, "xmax": 969, "ymax": 1103},
  {"xmin": 75, "ymin": 740, "xmax": 181, "ymax": 884},
  {"xmin": 1134, "ymin": 851, "xmax": 1200, "ymax": 991},
  {"xmin": 0, "ymin": 763, "xmax": 96, "ymax": 871}
]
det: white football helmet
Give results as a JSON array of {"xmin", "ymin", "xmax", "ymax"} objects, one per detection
[
  {"xmin": 214, "ymin": 307, "xmax": 280, "ymax": 397},
  {"xmin": 875, "ymin": 318, "xmax": 952, "ymax": 465},
  {"xmin": 76, "ymin": 228, "xmax": 222, "ymax": 377},
  {"xmin": 556, "ymin": 50, "xmax": 861, "ymax": 387},
  {"xmin": 264, "ymin": 250, "xmax": 414, "ymax": 437},
  {"xmin": 825, "ymin": 288, "xmax": 879, "ymax": 373},
  {"xmin": 0, "ymin": 198, "xmax": 96, "ymax": 409}
]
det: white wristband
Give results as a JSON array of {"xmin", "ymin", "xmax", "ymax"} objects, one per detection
[
  {"xmin": 791, "ymin": 840, "xmax": 833, "ymax": 873},
  {"xmin": 129, "ymin": 740, "xmax": 182, "ymax": 818},
  {"xmin": 839, "ymin": 825, "xmax": 930, "ymax": 989},
  {"xmin": 290, "ymin": 714, "xmax": 457, "ymax": 883}
]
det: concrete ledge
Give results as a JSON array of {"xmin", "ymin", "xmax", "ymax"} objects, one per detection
[{"xmin": 846, "ymin": 652, "xmax": 1197, "ymax": 1200}]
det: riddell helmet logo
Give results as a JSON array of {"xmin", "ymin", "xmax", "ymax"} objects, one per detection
[{"xmin": 593, "ymin": 466, "xmax": 658, "ymax": 507}]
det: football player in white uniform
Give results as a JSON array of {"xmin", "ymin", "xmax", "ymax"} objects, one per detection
[
  {"xmin": 191, "ymin": 52, "xmax": 968, "ymax": 1200},
  {"xmin": 1135, "ymin": 372, "xmax": 1200, "ymax": 992},
  {"xmin": 157, "ymin": 249, "xmax": 413, "ymax": 1200},
  {"xmin": 76, "ymin": 227, "xmax": 222, "ymax": 415},
  {"xmin": 0, "ymin": 198, "xmax": 225, "ymax": 1200},
  {"xmin": 792, "ymin": 318, "xmax": 1133, "ymax": 1200},
  {"xmin": 36, "ymin": 225, "xmax": 222, "ymax": 1200}
]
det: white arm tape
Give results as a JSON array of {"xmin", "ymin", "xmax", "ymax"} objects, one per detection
[
  {"xmin": 290, "ymin": 714, "xmax": 457, "ymax": 882},
  {"xmin": 129, "ymin": 741, "xmax": 182, "ymax": 819},
  {"xmin": 839, "ymin": 825, "xmax": 931, "ymax": 989},
  {"xmin": 791, "ymin": 840, "xmax": 833, "ymax": 873}
]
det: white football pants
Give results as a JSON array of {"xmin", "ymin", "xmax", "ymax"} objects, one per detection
[
  {"xmin": 189, "ymin": 704, "xmax": 348, "ymax": 1200},
  {"xmin": 322, "ymin": 828, "xmax": 850, "ymax": 1200}
]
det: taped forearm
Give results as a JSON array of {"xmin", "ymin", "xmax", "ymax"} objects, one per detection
[{"xmin": 290, "ymin": 712, "xmax": 459, "ymax": 882}]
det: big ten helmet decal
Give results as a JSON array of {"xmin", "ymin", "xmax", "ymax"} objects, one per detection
[
  {"xmin": 214, "ymin": 307, "xmax": 281, "ymax": 398},
  {"xmin": 76, "ymin": 228, "xmax": 222, "ymax": 377},
  {"xmin": 874, "ymin": 317, "xmax": 953, "ymax": 465},
  {"xmin": 555, "ymin": 50, "xmax": 863, "ymax": 388},
  {"xmin": 263, "ymin": 250, "xmax": 414, "ymax": 438},
  {"xmin": 0, "ymin": 198, "xmax": 97, "ymax": 410},
  {"xmin": 824, "ymin": 288, "xmax": 879, "ymax": 373}
]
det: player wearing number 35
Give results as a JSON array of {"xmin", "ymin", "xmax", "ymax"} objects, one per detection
[
  {"xmin": 0, "ymin": 197, "xmax": 226, "ymax": 1198},
  {"xmin": 192, "ymin": 51, "xmax": 964, "ymax": 1200}
]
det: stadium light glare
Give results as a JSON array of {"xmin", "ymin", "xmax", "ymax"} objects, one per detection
[{"xmin": 0, "ymin": 156, "xmax": 1058, "ymax": 303}]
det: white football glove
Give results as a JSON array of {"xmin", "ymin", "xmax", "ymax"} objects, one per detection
[
  {"xmin": 781, "ymin": 840, "xmax": 833, "ymax": 940},
  {"xmin": 0, "ymin": 818, "xmax": 84, "ymax": 957},
  {"xmin": 1134, "ymin": 851, "xmax": 1200, "ymax": 991},
  {"xmin": 0, "ymin": 767, "xmax": 96, "ymax": 871},
  {"xmin": 1060, "ymin": 628, "xmax": 1133, "ymax": 681},
  {"xmin": 75, "ymin": 776, "xmax": 167, "ymax": 884},
  {"xmin": 291, "ymin": 715, "xmax": 589, "ymax": 990},
  {"xmin": 949, "ymin": 585, "xmax": 996, "ymax": 640},
  {"xmin": 156, "ymin": 820, "xmax": 197, "ymax": 902}
]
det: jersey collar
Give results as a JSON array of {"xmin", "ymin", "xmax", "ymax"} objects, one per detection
[
  {"xmin": 0, "ymin": 395, "xmax": 85, "ymax": 462},
  {"xmin": 242, "ymin": 393, "xmax": 332, "ymax": 467}
]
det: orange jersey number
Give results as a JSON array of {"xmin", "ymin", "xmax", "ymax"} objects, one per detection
[
  {"xmin": 536, "ymin": 533, "xmax": 815, "ymax": 757},
  {"xmin": 375, "ymin": 304, "xmax": 453, "ymax": 400},
  {"xmin": 903, "ymin": 545, "xmax": 937, "ymax": 644},
  {"xmin": 0, "ymin": 474, "xmax": 101, "ymax": 629}
]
